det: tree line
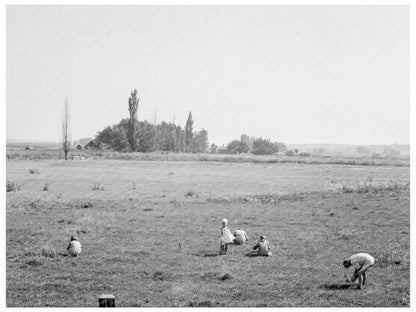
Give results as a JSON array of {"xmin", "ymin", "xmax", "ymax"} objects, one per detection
[
  {"xmin": 216, "ymin": 134, "xmax": 287, "ymax": 155},
  {"xmin": 64, "ymin": 89, "xmax": 288, "ymax": 156},
  {"xmin": 94, "ymin": 89, "xmax": 208, "ymax": 153}
]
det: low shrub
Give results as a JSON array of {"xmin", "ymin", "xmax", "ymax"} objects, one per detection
[
  {"xmin": 187, "ymin": 301, "xmax": 218, "ymax": 307},
  {"xmin": 377, "ymin": 250, "xmax": 403, "ymax": 267},
  {"xmin": 81, "ymin": 202, "xmax": 93, "ymax": 208},
  {"xmin": 91, "ymin": 182, "xmax": 105, "ymax": 191},
  {"xmin": 41, "ymin": 247, "xmax": 57, "ymax": 258},
  {"xmin": 184, "ymin": 189, "xmax": 197, "ymax": 197},
  {"xmin": 6, "ymin": 181, "xmax": 21, "ymax": 192},
  {"xmin": 286, "ymin": 150, "xmax": 295, "ymax": 156},
  {"xmin": 341, "ymin": 180, "xmax": 408, "ymax": 194}
]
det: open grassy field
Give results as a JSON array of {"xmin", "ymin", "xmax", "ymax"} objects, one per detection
[
  {"xmin": 6, "ymin": 143, "xmax": 410, "ymax": 167},
  {"xmin": 6, "ymin": 159, "xmax": 410, "ymax": 307}
]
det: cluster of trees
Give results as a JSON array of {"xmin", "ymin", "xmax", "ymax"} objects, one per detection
[
  {"xmin": 64, "ymin": 89, "xmax": 291, "ymax": 156},
  {"xmin": 357, "ymin": 146, "xmax": 402, "ymax": 158},
  {"xmin": 95, "ymin": 118, "xmax": 209, "ymax": 153},
  {"xmin": 94, "ymin": 90, "xmax": 208, "ymax": 152},
  {"xmin": 220, "ymin": 135, "xmax": 287, "ymax": 155}
]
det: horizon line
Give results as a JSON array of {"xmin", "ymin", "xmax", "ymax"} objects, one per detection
[{"xmin": 5, "ymin": 138, "xmax": 410, "ymax": 147}]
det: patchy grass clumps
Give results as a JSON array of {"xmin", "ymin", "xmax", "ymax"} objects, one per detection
[
  {"xmin": 91, "ymin": 182, "xmax": 105, "ymax": 191},
  {"xmin": 337, "ymin": 229, "xmax": 354, "ymax": 240},
  {"xmin": 80, "ymin": 202, "xmax": 93, "ymax": 209},
  {"xmin": 341, "ymin": 180, "xmax": 408, "ymax": 194},
  {"xmin": 25, "ymin": 259, "xmax": 43, "ymax": 267},
  {"xmin": 23, "ymin": 247, "xmax": 57, "ymax": 259},
  {"xmin": 41, "ymin": 247, "xmax": 57, "ymax": 258},
  {"xmin": 187, "ymin": 300, "xmax": 219, "ymax": 307},
  {"xmin": 219, "ymin": 273, "xmax": 233, "ymax": 281},
  {"xmin": 184, "ymin": 189, "xmax": 197, "ymax": 197},
  {"xmin": 6, "ymin": 181, "xmax": 21, "ymax": 192},
  {"xmin": 5, "ymin": 159, "xmax": 409, "ymax": 307},
  {"xmin": 206, "ymin": 192, "xmax": 303, "ymax": 205},
  {"xmin": 376, "ymin": 249, "xmax": 404, "ymax": 267},
  {"xmin": 151, "ymin": 270, "xmax": 172, "ymax": 281}
]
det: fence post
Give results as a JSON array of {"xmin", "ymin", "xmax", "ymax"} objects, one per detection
[{"xmin": 99, "ymin": 294, "xmax": 115, "ymax": 307}]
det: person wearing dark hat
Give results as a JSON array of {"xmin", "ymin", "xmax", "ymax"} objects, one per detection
[
  {"xmin": 343, "ymin": 253, "xmax": 375, "ymax": 289},
  {"xmin": 252, "ymin": 235, "xmax": 272, "ymax": 256},
  {"xmin": 67, "ymin": 236, "xmax": 82, "ymax": 257}
]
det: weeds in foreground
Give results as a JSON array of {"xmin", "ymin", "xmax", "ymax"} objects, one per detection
[
  {"xmin": 376, "ymin": 249, "xmax": 405, "ymax": 267},
  {"xmin": 206, "ymin": 192, "xmax": 299, "ymax": 205},
  {"xmin": 184, "ymin": 189, "xmax": 197, "ymax": 197},
  {"xmin": 341, "ymin": 180, "xmax": 408, "ymax": 194},
  {"xmin": 337, "ymin": 229, "xmax": 354, "ymax": 240},
  {"xmin": 23, "ymin": 247, "xmax": 57, "ymax": 259},
  {"xmin": 6, "ymin": 181, "xmax": 21, "ymax": 192},
  {"xmin": 91, "ymin": 182, "xmax": 105, "ymax": 191},
  {"xmin": 80, "ymin": 202, "xmax": 93, "ymax": 208},
  {"xmin": 41, "ymin": 247, "xmax": 57, "ymax": 258}
]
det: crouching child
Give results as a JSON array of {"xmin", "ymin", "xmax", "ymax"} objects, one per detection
[
  {"xmin": 343, "ymin": 252, "xmax": 375, "ymax": 289},
  {"xmin": 251, "ymin": 235, "xmax": 272, "ymax": 256},
  {"xmin": 233, "ymin": 229, "xmax": 249, "ymax": 245}
]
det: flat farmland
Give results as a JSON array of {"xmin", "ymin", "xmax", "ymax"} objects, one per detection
[{"xmin": 6, "ymin": 159, "xmax": 410, "ymax": 307}]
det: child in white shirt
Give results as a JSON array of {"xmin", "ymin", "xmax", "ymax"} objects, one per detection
[
  {"xmin": 343, "ymin": 253, "xmax": 375, "ymax": 289},
  {"xmin": 219, "ymin": 218, "xmax": 234, "ymax": 255},
  {"xmin": 67, "ymin": 236, "xmax": 82, "ymax": 257}
]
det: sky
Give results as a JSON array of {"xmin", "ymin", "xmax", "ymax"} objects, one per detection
[{"xmin": 6, "ymin": 5, "xmax": 410, "ymax": 146}]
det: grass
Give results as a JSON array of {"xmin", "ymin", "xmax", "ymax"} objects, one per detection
[
  {"xmin": 6, "ymin": 148, "xmax": 410, "ymax": 167},
  {"xmin": 6, "ymin": 181, "xmax": 21, "ymax": 192},
  {"xmin": 184, "ymin": 189, "xmax": 197, "ymax": 197},
  {"xmin": 6, "ymin": 159, "xmax": 410, "ymax": 307},
  {"xmin": 340, "ymin": 180, "xmax": 409, "ymax": 194},
  {"xmin": 91, "ymin": 182, "xmax": 105, "ymax": 191}
]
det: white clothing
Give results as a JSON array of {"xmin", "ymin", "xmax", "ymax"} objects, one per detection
[
  {"xmin": 234, "ymin": 230, "xmax": 248, "ymax": 244},
  {"xmin": 350, "ymin": 253, "xmax": 374, "ymax": 272},
  {"xmin": 67, "ymin": 240, "xmax": 82, "ymax": 256},
  {"xmin": 221, "ymin": 227, "xmax": 235, "ymax": 244}
]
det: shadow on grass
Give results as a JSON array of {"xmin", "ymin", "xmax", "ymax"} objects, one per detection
[
  {"xmin": 245, "ymin": 251, "xmax": 270, "ymax": 257},
  {"xmin": 320, "ymin": 283, "xmax": 357, "ymax": 290},
  {"xmin": 191, "ymin": 251, "xmax": 219, "ymax": 257}
]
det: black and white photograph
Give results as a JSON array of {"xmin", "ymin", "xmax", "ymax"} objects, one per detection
[{"xmin": 3, "ymin": 2, "xmax": 413, "ymax": 309}]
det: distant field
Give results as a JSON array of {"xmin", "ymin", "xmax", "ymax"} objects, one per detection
[
  {"xmin": 6, "ymin": 147, "xmax": 411, "ymax": 168},
  {"xmin": 6, "ymin": 159, "xmax": 410, "ymax": 307}
]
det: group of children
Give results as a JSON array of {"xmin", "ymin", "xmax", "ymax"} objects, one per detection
[
  {"xmin": 219, "ymin": 218, "xmax": 375, "ymax": 290},
  {"xmin": 219, "ymin": 218, "xmax": 272, "ymax": 256},
  {"xmin": 67, "ymin": 218, "xmax": 375, "ymax": 291}
]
